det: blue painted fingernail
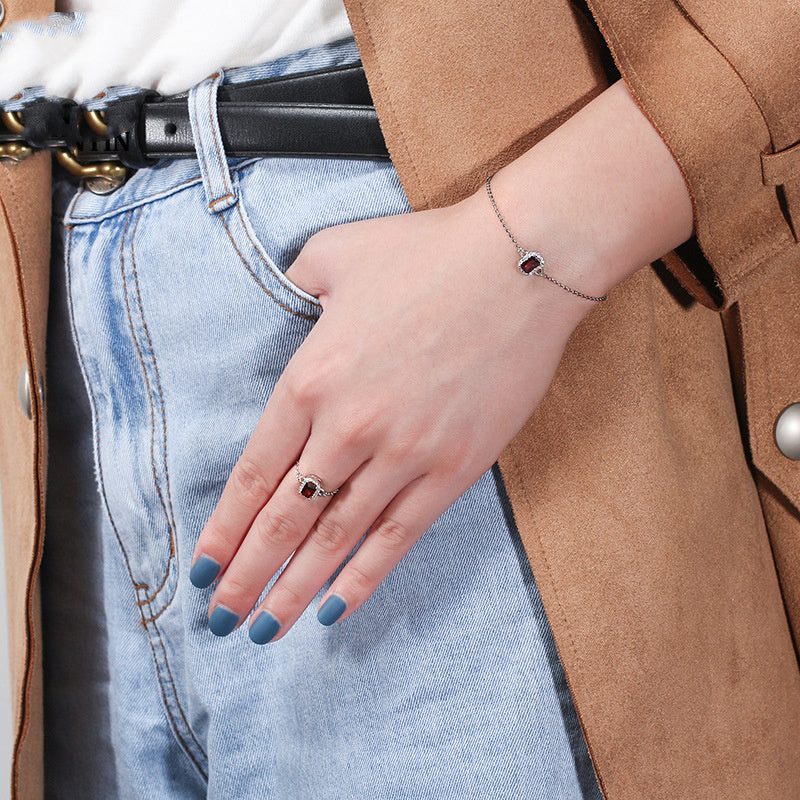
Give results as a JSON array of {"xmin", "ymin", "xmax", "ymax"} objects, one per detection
[
  {"xmin": 317, "ymin": 594, "xmax": 346, "ymax": 626},
  {"xmin": 249, "ymin": 611, "xmax": 281, "ymax": 645},
  {"xmin": 209, "ymin": 605, "xmax": 239, "ymax": 637},
  {"xmin": 190, "ymin": 555, "xmax": 220, "ymax": 588}
]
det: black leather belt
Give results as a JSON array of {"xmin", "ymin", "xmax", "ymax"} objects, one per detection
[
  {"xmin": 142, "ymin": 101, "xmax": 386, "ymax": 162},
  {"xmin": 0, "ymin": 62, "xmax": 389, "ymax": 174}
]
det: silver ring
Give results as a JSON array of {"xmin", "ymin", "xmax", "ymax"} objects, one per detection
[{"xmin": 295, "ymin": 462, "xmax": 340, "ymax": 499}]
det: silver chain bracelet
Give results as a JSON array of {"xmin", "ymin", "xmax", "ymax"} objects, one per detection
[{"xmin": 485, "ymin": 176, "xmax": 607, "ymax": 302}]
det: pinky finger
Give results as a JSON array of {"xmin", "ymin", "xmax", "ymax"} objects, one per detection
[{"xmin": 316, "ymin": 475, "xmax": 453, "ymax": 626}]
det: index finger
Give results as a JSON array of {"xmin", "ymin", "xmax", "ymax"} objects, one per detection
[{"xmin": 190, "ymin": 377, "xmax": 309, "ymax": 585}]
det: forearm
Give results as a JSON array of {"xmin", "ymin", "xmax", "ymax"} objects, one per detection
[{"xmin": 463, "ymin": 79, "xmax": 695, "ymax": 309}]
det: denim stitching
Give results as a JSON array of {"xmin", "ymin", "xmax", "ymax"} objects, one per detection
[
  {"xmin": 134, "ymin": 565, "xmax": 176, "ymax": 610},
  {"xmin": 234, "ymin": 202, "xmax": 321, "ymax": 308},
  {"xmin": 190, "ymin": 83, "xmax": 210, "ymax": 206},
  {"xmin": 68, "ymin": 175, "xmax": 202, "ymax": 221},
  {"xmin": 204, "ymin": 74, "xmax": 234, "ymax": 201},
  {"xmin": 66, "ymin": 161, "xmax": 263, "ymax": 222},
  {"xmin": 64, "ymin": 222, "xmax": 144, "ymax": 591},
  {"xmin": 138, "ymin": 591, "xmax": 178, "ymax": 622},
  {"xmin": 144, "ymin": 623, "xmax": 209, "ymax": 780},
  {"xmin": 119, "ymin": 209, "xmax": 177, "ymax": 604},
  {"xmin": 208, "ymin": 193, "xmax": 235, "ymax": 209},
  {"xmin": 218, "ymin": 210, "xmax": 319, "ymax": 321},
  {"xmin": 192, "ymin": 76, "xmax": 233, "ymax": 209},
  {"xmin": 129, "ymin": 208, "xmax": 178, "ymax": 533},
  {"xmin": 151, "ymin": 616, "xmax": 209, "ymax": 766}
]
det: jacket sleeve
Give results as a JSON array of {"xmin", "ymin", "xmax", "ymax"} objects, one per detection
[{"xmin": 584, "ymin": 0, "xmax": 800, "ymax": 310}]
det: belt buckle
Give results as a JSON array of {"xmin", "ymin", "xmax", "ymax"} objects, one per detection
[
  {"xmin": 54, "ymin": 147, "xmax": 127, "ymax": 195},
  {"xmin": 1, "ymin": 106, "xmax": 127, "ymax": 193},
  {"xmin": 0, "ymin": 110, "xmax": 32, "ymax": 164}
]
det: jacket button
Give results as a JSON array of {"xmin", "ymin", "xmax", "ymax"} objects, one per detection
[
  {"xmin": 775, "ymin": 403, "xmax": 800, "ymax": 460},
  {"xmin": 18, "ymin": 368, "xmax": 32, "ymax": 420}
]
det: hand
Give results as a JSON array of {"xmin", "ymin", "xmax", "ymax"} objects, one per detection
[
  {"xmin": 189, "ymin": 190, "xmax": 591, "ymax": 641},
  {"xmin": 189, "ymin": 78, "xmax": 693, "ymax": 642}
]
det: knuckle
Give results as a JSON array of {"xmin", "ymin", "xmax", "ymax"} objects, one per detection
[
  {"xmin": 338, "ymin": 411, "xmax": 378, "ymax": 449},
  {"xmin": 268, "ymin": 581, "xmax": 306, "ymax": 611},
  {"xmin": 384, "ymin": 436, "xmax": 419, "ymax": 466},
  {"xmin": 310, "ymin": 515, "xmax": 352, "ymax": 554},
  {"xmin": 197, "ymin": 517, "xmax": 235, "ymax": 552},
  {"xmin": 284, "ymin": 369, "xmax": 319, "ymax": 408},
  {"xmin": 451, "ymin": 452, "xmax": 479, "ymax": 485},
  {"xmin": 341, "ymin": 562, "xmax": 375, "ymax": 596},
  {"xmin": 373, "ymin": 517, "xmax": 411, "ymax": 551},
  {"xmin": 218, "ymin": 572, "xmax": 253, "ymax": 603},
  {"xmin": 253, "ymin": 510, "xmax": 302, "ymax": 550},
  {"xmin": 231, "ymin": 458, "xmax": 272, "ymax": 504},
  {"xmin": 450, "ymin": 438, "xmax": 477, "ymax": 472}
]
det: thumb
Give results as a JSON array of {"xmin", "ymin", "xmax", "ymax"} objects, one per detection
[{"xmin": 284, "ymin": 228, "xmax": 342, "ymax": 305}]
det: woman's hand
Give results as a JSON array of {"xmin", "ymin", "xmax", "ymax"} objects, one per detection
[
  {"xmin": 190, "ymin": 190, "xmax": 591, "ymax": 641},
  {"xmin": 189, "ymin": 79, "xmax": 694, "ymax": 642}
]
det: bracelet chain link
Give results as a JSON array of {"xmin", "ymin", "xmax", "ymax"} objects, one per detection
[{"xmin": 485, "ymin": 176, "xmax": 607, "ymax": 303}]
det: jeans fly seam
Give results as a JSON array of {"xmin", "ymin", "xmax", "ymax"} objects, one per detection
[
  {"xmin": 234, "ymin": 202, "xmax": 321, "ymax": 308},
  {"xmin": 218, "ymin": 210, "xmax": 319, "ymax": 321},
  {"xmin": 151, "ymin": 616, "xmax": 209, "ymax": 765},
  {"xmin": 137, "ymin": 580, "xmax": 178, "ymax": 618},
  {"xmin": 64, "ymin": 221, "xmax": 143, "ymax": 592},
  {"xmin": 119, "ymin": 208, "xmax": 177, "ymax": 603},
  {"xmin": 130, "ymin": 207, "xmax": 178, "ymax": 533},
  {"xmin": 144, "ymin": 620, "xmax": 209, "ymax": 780}
]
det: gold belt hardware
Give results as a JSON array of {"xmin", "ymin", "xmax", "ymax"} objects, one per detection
[{"xmin": 1, "ymin": 107, "xmax": 126, "ymax": 193}]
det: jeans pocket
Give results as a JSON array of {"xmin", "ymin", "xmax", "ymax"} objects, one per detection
[
  {"xmin": 222, "ymin": 163, "xmax": 323, "ymax": 316},
  {"xmin": 108, "ymin": 187, "xmax": 320, "ymax": 572},
  {"xmin": 230, "ymin": 154, "xmax": 411, "ymax": 290}
]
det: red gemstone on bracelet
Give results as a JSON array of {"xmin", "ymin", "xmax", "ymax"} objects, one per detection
[
  {"xmin": 300, "ymin": 480, "xmax": 318, "ymax": 499},
  {"xmin": 518, "ymin": 252, "xmax": 543, "ymax": 275}
]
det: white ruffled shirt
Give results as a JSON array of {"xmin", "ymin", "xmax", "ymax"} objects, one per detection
[{"xmin": 0, "ymin": 0, "xmax": 352, "ymax": 102}]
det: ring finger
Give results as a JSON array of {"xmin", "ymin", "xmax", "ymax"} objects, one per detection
[{"xmin": 205, "ymin": 452, "xmax": 360, "ymax": 636}]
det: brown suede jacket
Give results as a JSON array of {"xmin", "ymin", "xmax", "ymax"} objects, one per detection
[{"xmin": 2, "ymin": 0, "xmax": 800, "ymax": 797}]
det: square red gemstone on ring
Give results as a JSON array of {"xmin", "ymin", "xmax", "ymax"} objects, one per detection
[
  {"xmin": 518, "ymin": 253, "xmax": 543, "ymax": 274},
  {"xmin": 300, "ymin": 480, "xmax": 318, "ymax": 499}
]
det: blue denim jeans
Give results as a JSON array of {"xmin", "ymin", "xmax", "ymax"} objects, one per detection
[{"xmin": 42, "ymin": 37, "xmax": 602, "ymax": 800}]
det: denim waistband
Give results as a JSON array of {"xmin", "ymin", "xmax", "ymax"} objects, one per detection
[{"xmin": 62, "ymin": 36, "xmax": 362, "ymax": 225}]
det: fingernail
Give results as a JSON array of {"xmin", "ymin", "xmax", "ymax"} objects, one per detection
[
  {"xmin": 317, "ymin": 594, "xmax": 346, "ymax": 626},
  {"xmin": 208, "ymin": 605, "xmax": 239, "ymax": 636},
  {"xmin": 190, "ymin": 555, "xmax": 220, "ymax": 588},
  {"xmin": 249, "ymin": 611, "xmax": 281, "ymax": 645}
]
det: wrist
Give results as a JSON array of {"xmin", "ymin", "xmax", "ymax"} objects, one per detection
[
  {"xmin": 474, "ymin": 171, "xmax": 618, "ymax": 311},
  {"xmin": 465, "ymin": 79, "xmax": 693, "ymax": 314},
  {"xmin": 451, "ymin": 185, "xmax": 598, "ymax": 335},
  {"xmin": 456, "ymin": 175, "xmax": 606, "ymax": 329}
]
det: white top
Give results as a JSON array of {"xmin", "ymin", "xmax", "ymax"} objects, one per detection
[{"xmin": 0, "ymin": 0, "xmax": 352, "ymax": 102}]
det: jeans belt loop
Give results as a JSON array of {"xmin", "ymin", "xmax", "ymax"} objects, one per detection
[{"xmin": 188, "ymin": 70, "xmax": 238, "ymax": 215}]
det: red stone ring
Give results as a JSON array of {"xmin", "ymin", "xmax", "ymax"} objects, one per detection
[{"xmin": 295, "ymin": 462, "xmax": 340, "ymax": 499}]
